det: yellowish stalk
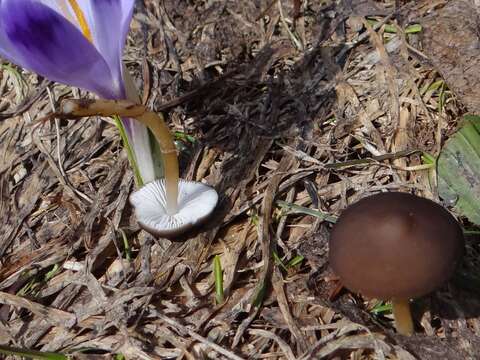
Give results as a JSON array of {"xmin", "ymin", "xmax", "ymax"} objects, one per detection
[
  {"xmin": 59, "ymin": 99, "xmax": 179, "ymax": 214},
  {"xmin": 60, "ymin": 99, "xmax": 144, "ymax": 118},
  {"xmin": 392, "ymin": 299, "xmax": 414, "ymax": 336}
]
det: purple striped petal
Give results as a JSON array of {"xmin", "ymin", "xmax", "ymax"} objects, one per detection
[
  {"xmin": 37, "ymin": 1, "xmax": 83, "ymax": 25},
  {"xmin": 0, "ymin": 17, "xmax": 23, "ymax": 66},
  {"xmin": 88, "ymin": 0, "xmax": 135, "ymax": 96},
  {"xmin": 34, "ymin": 0, "xmax": 136, "ymax": 97},
  {"xmin": 0, "ymin": 0, "xmax": 119, "ymax": 98}
]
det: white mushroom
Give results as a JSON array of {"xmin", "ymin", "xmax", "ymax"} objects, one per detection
[{"xmin": 130, "ymin": 179, "xmax": 218, "ymax": 238}]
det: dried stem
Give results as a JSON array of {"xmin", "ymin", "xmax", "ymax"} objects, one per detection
[{"xmin": 59, "ymin": 99, "xmax": 179, "ymax": 214}]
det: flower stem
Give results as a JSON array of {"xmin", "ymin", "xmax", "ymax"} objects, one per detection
[
  {"xmin": 392, "ymin": 298, "xmax": 414, "ymax": 336},
  {"xmin": 59, "ymin": 99, "xmax": 179, "ymax": 214}
]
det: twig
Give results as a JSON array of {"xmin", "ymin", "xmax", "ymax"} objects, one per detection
[
  {"xmin": 248, "ymin": 329, "xmax": 296, "ymax": 360},
  {"xmin": 154, "ymin": 311, "xmax": 245, "ymax": 360},
  {"xmin": 46, "ymin": 87, "xmax": 67, "ymax": 180},
  {"xmin": 0, "ymin": 80, "xmax": 49, "ymax": 121},
  {"xmin": 277, "ymin": 0, "xmax": 303, "ymax": 50},
  {"xmin": 0, "ymin": 291, "xmax": 76, "ymax": 328}
]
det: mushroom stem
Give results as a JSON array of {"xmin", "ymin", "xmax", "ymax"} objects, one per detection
[
  {"xmin": 136, "ymin": 111, "xmax": 179, "ymax": 215},
  {"xmin": 392, "ymin": 298, "xmax": 414, "ymax": 336},
  {"xmin": 58, "ymin": 99, "xmax": 179, "ymax": 214}
]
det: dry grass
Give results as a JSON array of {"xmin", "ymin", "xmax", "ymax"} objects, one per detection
[{"xmin": 1, "ymin": 0, "xmax": 480, "ymax": 359}]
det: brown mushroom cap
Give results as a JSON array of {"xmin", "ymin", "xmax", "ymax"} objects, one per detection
[{"xmin": 329, "ymin": 192, "xmax": 464, "ymax": 300}]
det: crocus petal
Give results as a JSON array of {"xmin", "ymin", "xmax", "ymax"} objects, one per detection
[
  {"xmin": 0, "ymin": 0, "xmax": 157, "ymax": 186},
  {"xmin": 37, "ymin": 0, "xmax": 82, "ymax": 27},
  {"xmin": 87, "ymin": 0, "xmax": 135, "ymax": 94},
  {"xmin": 0, "ymin": 20, "xmax": 23, "ymax": 66},
  {"xmin": 40, "ymin": 0, "xmax": 135, "ymax": 94},
  {"xmin": 0, "ymin": 0, "xmax": 119, "ymax": 98}
]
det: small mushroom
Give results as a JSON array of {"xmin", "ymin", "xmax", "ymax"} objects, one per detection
[
  {"xmin": 57, "ymin": 98, "xmax": 219, "ymax": 238},
  {"xmin": 329, "ymin": 192, "xmax": 464, "ymax": 335},
  {"xmin": 129, "ymin": 179, "xmax": 218, "ymax": 238}
]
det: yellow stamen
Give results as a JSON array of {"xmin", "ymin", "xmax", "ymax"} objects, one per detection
[{"xmin": 67, "ymin": 0, "xmax": 93, "ymax": 42}]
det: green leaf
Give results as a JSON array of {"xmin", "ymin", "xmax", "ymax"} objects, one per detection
[
  {"xmin": 45, "ymin": 264, "xmax": 60, "ymax": 281},
  {"xmin": 148, "ymin": 129, "xmax": 165, "ymax": 179},
  {"xmin": 438, "ymin": 81, "xmax": 447, "ymax": 112},
  {"xmin": 368, "ymin": 21, "xmax": 421, "ymax": 35},
  {"xmin": 273, "ymin": 251, "xmax": 288, "ymax": 271},
  {"xmin": 213, "ymin": 255, "xmax": 224, "ymax": 304},
  {"xmin": 437, "ymin": 115, "xmax": 480, "ymax": 225},
  {"xmin": 420, "ymin": 80, "xmax": 444, "ymax": 95},
  {"xmin": 276, "ymin": 200, "xmax": 337, "ymax": 223},
  {"xmin": 370, "ymin": 301, "xmax": 393, "ymax": 315},
  {"xmin": 0, "ymin": 345, "xmax": 67, "ymax": 360},
  {"xmin": 286, "ymin": 255, "xmax": 304, "ymax": 268},
  {"xmin": 405, "ymin": 24, "xmax": 422, "ymax": 34},
  {"xmin": 118, "ymin": 228, "xmax": 132, "ymax": 261},
  {"xmin": 174, "ymin": 131, "xmax": 196, "ymax": 143},
  {"xmin": 421, "ymin": 152, "xmax": 436, "ymax": 165},
  {"xmin": 383, "ymin": 24, "xmax": 397, "ymax": 33},
  {"xmin": 113, "ymin": 115, "xmax": 143, "ymax": 186},
  {"xmin": 251, "ymin": 279, "xmax": 267, "ymax": 308},
  {"xmin": 1, "ymin": 63, "xmax": 28, "ymax": 102}
]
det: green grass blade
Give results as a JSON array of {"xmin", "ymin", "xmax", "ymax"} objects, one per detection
[
  {"xmin": 405, "ymin": 24, "xmax": 422, "ymax": 34},
  {"xmin": 251, "ymin": 279, "xmax": 267, "ymax": 308},
  {"xmin": 421, "ymin": 152, "xmax": 436, "ymax": 165},
  {"xmin": 277, "ymin": 200, "xmax": 337, "ymax": 223},
  {"xmin": 113, "ymin": 115, "xmax": 143, "ymax": 186},
  {"xmin": 0, "ymin": 345, "xmax": 67, "ymax": 360},
  {"xmin": 286, "ymin": 255, "xmax": 304, "ymax": 268},
  {"xmin": 420, "ymin": 80, "xmax": 444, "ymax": 95},
  {"xmin": 118, "ymin": 228, "xmax": 132, "ymax": 261},
  {"xmin": 370, "ymin": 301, "xmax": 393, "ymax": 315},
  {"xmin": 213, "ymin": 255, "xmax": 224, "ymax": 304},
  {"xmin": 1, "ymin": 63, "xmax": 28, "ymax": 102},
  {"xmin": 272, "ymin": 251, "xmax": 288, "ymax": 271}
]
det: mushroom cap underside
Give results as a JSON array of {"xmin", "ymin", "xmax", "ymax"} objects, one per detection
[{"xmin": 130, "ymin": 179, "xmax": 218, "ymax": 238}]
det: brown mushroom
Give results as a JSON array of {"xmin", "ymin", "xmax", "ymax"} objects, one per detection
[{"xmin": 329, "ymin": 192, "xmax": 464, "ymax": 335}]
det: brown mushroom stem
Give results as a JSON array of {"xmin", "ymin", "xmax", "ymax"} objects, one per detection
[
  {"xmin": 59, "ymin": 99, "xmax": 179, "ymax": 214},
  {"xmin": 392, "ymin": 299, "xmax": 414, "ymax": 336}
]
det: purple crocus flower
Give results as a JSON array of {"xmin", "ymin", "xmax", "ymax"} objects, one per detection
[{"xmin": 0, "ymin": 0, "xmax": 155, "ymax": 183}]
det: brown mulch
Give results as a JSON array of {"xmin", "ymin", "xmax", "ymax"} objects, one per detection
[{"xmin": 1, "ymin": 0, "xmax": 480, "ymax": 359}]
